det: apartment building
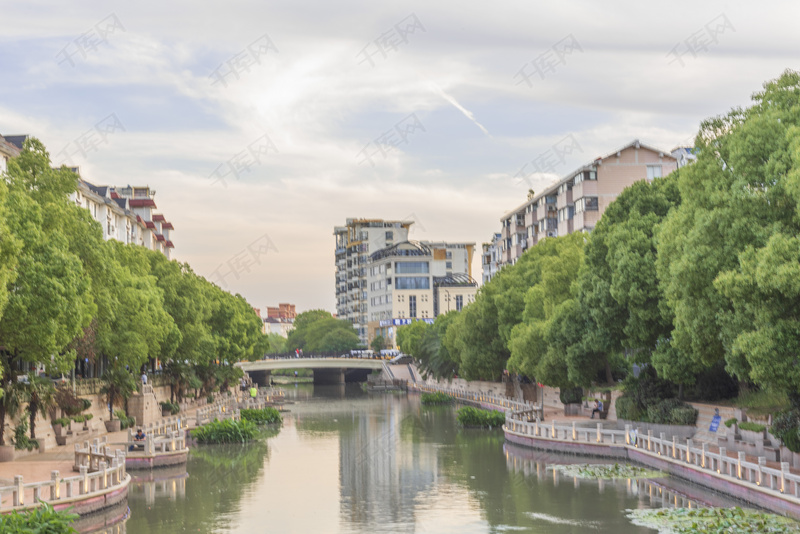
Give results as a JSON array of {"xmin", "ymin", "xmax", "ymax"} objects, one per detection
[
  {"xmin": 334, "ymin": 219, "xmax": 413, "ymax": 343},
  {"xmin": 71, "ymin": 178, "xmax": 175, "ymax": 259},
  {"xmin": 0, "ymin": 133, "xmax": 22, "ymax": 173},
  {"xmin": 481, "ymin": 233, "xmax": 502, "ymax": 284},
  {"xmin": 366, "ymin": 241, "xmax": 477, "ymax": 349},
  {"xmin": 494, "ymin": 140, "xmax": 678, "ymax": 272}
]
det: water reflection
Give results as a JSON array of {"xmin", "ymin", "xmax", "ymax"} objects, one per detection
[{"xmin": 72, "ymin": 502, "xmax": 128, "ymax": 534}]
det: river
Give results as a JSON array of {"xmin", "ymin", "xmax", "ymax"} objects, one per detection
[{"xmin": 109, "ymin": 384, "xmax": 748, "ymax": 533}]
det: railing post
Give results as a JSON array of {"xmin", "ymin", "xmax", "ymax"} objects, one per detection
[
  {"xmin": 13, "ymin": 475, "xmax": 23, "ymax": 506},
  {"xmin": 647, "ymin": 430, "xmax": 652, "ymax": 451},
  {"xmin": 686, "ymin": 439, "xmax": 693, "ymax": 464},
  {"xmin": 757, "ymin": 457, "xmax": 766, "ymax": 486},
  {"xmin": 596, "ymin": 423, "xmax": 602, "ymax": 443},
  {"xmin": 702, "ymin": 443, "xmax": 708, "ymax": 468},
  {"xmin": 52, "ymin": 470, "xmax": 60, "ymax": 501},
  {"xmin": 572, "ymin": 421, "xmax": 576, "ymax": 441},
  {"xmin": 100, "ymin": 461, "xmax": 108, "ymax": 489},
  {"xmin": 737, "ymin": 451, "xmax": 745, "ymax": 480},
  {"xmin": 551, "ymin": 420, "xmax": 556, "ymax": 439},
  {"xmin": 672, "ymin": 435, "xmax": 677, "ymax": 458},
  {"xmin": 659, "ymin": 433, "xmax": 666, "ymax": 455},
  {"xmin": 625, "ymin": 424, "xmax": 631, "ymax": 445},
  {"xmin": 80, "ymin": 465, "xmax": 88, "ymax": 495},
  {"xmin": 781, "ymin": 462, "xmax": 789, "ymax": 493},
  {"xmin": 719, "ymin": 447, "xmax": 727, "ymax": 474}
]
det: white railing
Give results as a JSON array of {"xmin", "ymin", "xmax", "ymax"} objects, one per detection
[
  {"xmin": 504, "ymin": 414, "xmax": 800, "ymax": 501},
  {"xmin": 0, "ymin": 444, "xmax": 127, "ymax": 512},
  {"xmin": 409, "ymin": 382, "xmax": 530, "ymax": 413},
  {"xmin": 195, "ymin": 397, "xmax": 240, "ymax": 426}
]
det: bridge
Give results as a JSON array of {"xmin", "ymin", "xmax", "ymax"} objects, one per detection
[{"xmin": 235, "ymin": 352, "xmax": 387, "ymax": 385}]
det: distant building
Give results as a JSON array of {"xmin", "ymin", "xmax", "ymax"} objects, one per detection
[
  {"xmin": 334, "ymin": 218, "xmax": 413, "ymax": 343},
  {"xmin": 0, "ymin": 133, "xmax": 22, "ymax": 174},
  {"xmin": 266, "ymin": 303, "xmax": 296, "ymax": 321},
  {"xmin": 498, "ymin": 139, "xmax": 678, "ymax": 268},
  {"xmin": 70, "ymin": 178, "xmax": 175, "ymax": 259},
  {"xmin": 481, "ymin": 233, "xmax": 502, "ymax": 283},
  {"xmin": 366, "ymin": 241, "xmax": 477, "ymax": 349},
  {"xmin": 263, "ymin": 317, "xmax": 294, "ymax": 338}
]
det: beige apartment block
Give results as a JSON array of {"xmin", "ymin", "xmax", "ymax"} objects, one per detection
[{"xmin": 495, "ymin": 139, "xmax": 678, "ymax": 273}]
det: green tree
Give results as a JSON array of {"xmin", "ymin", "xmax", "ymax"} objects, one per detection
[
  {"xmin": 287, "ymin": 311, "xmax": 360, "ymax": 353},
  {"xmin": 22, "ymin": 374, "xmax": 56, "ymax": 440},
  {"xmin": 370, "ymin": 335, "xmax": 386, "ymax": 353},
  {"xmin": 100, "ymin": 366, "xmax": 137, "ymax": 421}
]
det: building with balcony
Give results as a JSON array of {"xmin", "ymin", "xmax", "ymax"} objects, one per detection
[
  {"xmin": 365, "ymin": 241, "xmax": 477, "ymax": 349},
  {"xmin": 496, "ymin": 139, "xmax": 678, "ymax": 270},
  {"xmin": 334, "ymin": 219, "xmax": 413, "ymax": 343},
  {"xmin": 70, "ymin": 177, "xmax": 175, "ymax": 259},
  {"xmin": 481, "ymin": 233, "xmax": 502, "ymax": 284}
]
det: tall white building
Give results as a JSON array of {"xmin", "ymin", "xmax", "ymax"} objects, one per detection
[
  {"xmin": 334, "ymin": 219, "xmax": 413, "ymax": 343},
  {"xmin": 366, "ymin": 240, "xmax": 476, "ymax": 349}
]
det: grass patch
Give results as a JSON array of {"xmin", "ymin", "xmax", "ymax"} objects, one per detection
[
  {"xmin": 725, "ymin": 389, "xmax": 790, "ymax": 418},
  {"xmin": 551, "ymin": 463, "xmax": 665, "ymax": 479},
  {"xmin": 241, "ymin": 407, "xmax": 282, "ymax": 425},
  {"xmin": 421, "ymin": 392, "xmax": 454, "ymax": 405},
  {"xmin": 627, "ymin": 506, "xmax": 800, "ymax": 533},
  {"xmin": 191, "ymin": 418, "xmax": 259, "ymax": 444},
  {"xmin": 456, "ymin": 406, "xmax": 505, "ymax": 428}
]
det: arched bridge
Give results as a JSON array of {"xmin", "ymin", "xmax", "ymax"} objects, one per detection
[{"xmin": 235, "ymin": 352, "xmax": 387, "ymax": 385}]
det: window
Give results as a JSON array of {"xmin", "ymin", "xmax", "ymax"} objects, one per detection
[
  {"xmin": 409, "ymin": 296, "xmax": 417, "ymax": 318},
  {"xmin": 385, "ymin": 231, "xmax": 393, "ymax": 241},
  {"xmin": 395, "ymin": 261, "xmax": 429, "ymax": 274},
  {"xmin": 446, "ymin": 261, "xmax": 452, "ymax": 269},
  {"xmin": 647, "ymin": 165, "xmax": 662, "ymax": 180},
  {"xmin": 395, "ymin": 277, "xmax": 430, "ymax": 290},
  {"xmin": 575, "ymin": 197, "xmax": 599, "ymax": 213},
  {"xmin": 446, "ymin": 251, "xmax": 452, "ymax": 259},
  {"xmin": 456, "ymin": 295, "xmax": 464, "ymax": 311}
]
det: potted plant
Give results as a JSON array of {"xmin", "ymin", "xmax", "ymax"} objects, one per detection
[{"xmin": 100, "ymin": 366, "xmax": 137, "ymax": 432}]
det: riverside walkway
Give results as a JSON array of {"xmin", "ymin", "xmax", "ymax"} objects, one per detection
[{"xmin": 412, "ymin": 380, "xmax": 800, "ymax": 520}]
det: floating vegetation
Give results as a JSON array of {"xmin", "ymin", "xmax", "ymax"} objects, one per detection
[
  {"xmin": 456, "ymin": 406, "xmax": 506, "ymax": 428},
  {"xmin": 627, "ymin": 507, "xmax": 800, "ymax": 533},
  {"xmin": 550, "ymin": 463, "xmax": 665, "ymax": 479},
  {"xmin": 421, "ymin": 392, "xmax": 455, "ymax": 405}
]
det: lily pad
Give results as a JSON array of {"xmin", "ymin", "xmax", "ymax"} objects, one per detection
[
  {"xmin": 549, "ymin": 462, "xmax": 665, "ymax": 479},
  {"xmin": 627, "ymin": 506, "xmax": 800, "ymax": 533}
]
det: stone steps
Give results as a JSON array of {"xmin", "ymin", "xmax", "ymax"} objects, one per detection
[{"xmin": 691, "ymin": 403, "xmax": 735, "ymax": 445}]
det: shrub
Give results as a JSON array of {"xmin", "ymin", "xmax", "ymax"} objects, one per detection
[
  {"xmin": 81, "ymin": 398, "xmax": 92, "ymax": 412},
  {"xmin": 53, "ymin": 417, "xmax": 70, "ymax": 427},
  {"xmin": 772, "ymin": 410, "xmax": 800, "ymax": 452},
  {"xmin": 559, "ymin": 387, "xmax": 583, "ymax": 405},
  {"xmin": 160, "ymin": 401, "xmax": 180, "ymax": 415},
  {"xmin": 724, "ymin": 417, "xmax": 738, "ymax": 428},
  {"xmin": 115, "ymin": 410, "xmax": 135, "ymax": 430},
  {"xmin": 71, "ymin": 415, "xmax": 85, "ymax": 423},
  {"xmin": 645, "ymin": 398, "xmax": 698, "ymax": 426},
  {"xmin": 0, "ymin": 502, "xmax": 78, "ymax": 532},
  {"xmin": 614, "ymin": 396, "xmax": 642, "ymax": 421},
  {"xmin": 12, "ymin": 419, "xmax": 38, "ymax": 451},
  {"xmin": 669, "ymin": 405, "xmax": 699, "ymax": 426},
  {"xmin": 241, "ymin": 407, "xmax": 282, "ymax": 425},
  {"xmin": 456, "ymin": 406, "xmax": 506, "ymax": 428},
  {"xmin": 207, "ymin": 394, "xmax": 214, "ymax": 404},
  {"xmin": 191, "ymin": 418, "xmax": 259, "ymax": 444},
  {"xmin": 85, "ymin": 413, "xmax": 93, "ymax": 421},
  {"xmin": 738, "ymin": 421, "xmax": 766, "ymax": 433},
  {"xmin": 421, "ymin": 392, "xmax": 454, "ymax": 405}
]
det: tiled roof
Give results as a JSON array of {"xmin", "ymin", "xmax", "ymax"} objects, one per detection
[
  {"xmin": 152, "ymin": 214, "xmax": 165, "ymax": 222},
  {"xmin": 161, "ymin": 222, "xmax": 174, "ymax": 230},
  {"xmin": 155, "ymin": 234, "xmax": 165, "ymax": 242},
  {"xmin": 3, "ymin": 135, "xmax": 27, "ymax": 150},
  {"xmin": 145, "ymin": 221, "xmax": 156, "ymax": 229},
  {"xmin": 113, "ymin": 198, "xmax": 127, "ymax": 209},
  {"xmin": 165, "ymin": 240, "xmax": 174, "ymax": 248}
]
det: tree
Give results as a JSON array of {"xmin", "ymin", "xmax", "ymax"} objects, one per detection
[
  {"xmin": 657, "ymin": 70, "xmax": 800, "ymax": 387},
  {"xmin": 370, "ymin": 335, "xmax": 386, "ymax": 353},
  {"xmin": 100, "ymin": 366, "xmax": 137, "ymax": 421},
  {"xmin": 287, "ymin": 311, "xmax": 360, "ymax": 353},
  {"xmin": 21, "ymin": 374, "xmax": 56, "ymax": 440},
  {"xmin": 396, "ymin": 320, "xmax": 428, "ymax": 357}
]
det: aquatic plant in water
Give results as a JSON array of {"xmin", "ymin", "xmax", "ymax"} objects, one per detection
[
  {"xmin": 549, "ymin": 463, "xmax": 665, "ymax": 479},
  {"xmin": 626, "ymin": 507, "xmax": 800, "ymax": 533}
]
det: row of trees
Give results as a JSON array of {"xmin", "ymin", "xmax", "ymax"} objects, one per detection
[
  {"xmin": 0, "ymin": 138, "xmax": 270, "ymax": 445},
  {"xmin": 399, "ymin": 70, "xmax": 800, "ymax": 404}
]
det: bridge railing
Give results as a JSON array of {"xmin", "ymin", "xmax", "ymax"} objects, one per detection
[
  {"xmin": 196, "ymin": 397, "xmax": 240, "ymax": 426},
  {"xmin": 409, "ymin": 382, "xmax": 531, "ymax": 413},
  {"xmin": 257, "ymin": 351, "xmax": 391, "ymax": 361}
]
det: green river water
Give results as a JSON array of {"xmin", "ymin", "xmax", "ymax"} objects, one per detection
[{"xmin": 88, "ymin": 384, "xmax": 754, "ymax": 533}]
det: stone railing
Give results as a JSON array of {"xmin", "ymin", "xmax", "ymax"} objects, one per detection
[
  {"xmin": 504, "ymin": 413, "xmax": 800, "ymax": 501},
  {"xmin": 126, "ymin": 430, "xmax": 186, "ymax": 455},
  {"xmin": 0, "ymin": 441, "xmax": 127, "ymax": 512},
  {"xmin": 195, "ymin": 397, "xmax": 240, "ymax": 426},
  {"xmin": 130, "ymin": 415, "xmax": 184, "ymax": 439},
  {"xmin": 241, "ymin": 387, "xmax": 284, "ymax": 409},
  {"xmin": 409, "ymin": 382, "xmax": 530, "ymax": 413}
]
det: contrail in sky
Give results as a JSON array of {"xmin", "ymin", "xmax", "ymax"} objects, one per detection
[{"xmin": 429, "ymin": 81, "xmax": 492, "ymax": 138}]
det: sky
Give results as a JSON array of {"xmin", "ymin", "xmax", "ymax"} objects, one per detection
[{"xmin": 1, "ymin": 0, "xmax": 798, "ymax": 314}]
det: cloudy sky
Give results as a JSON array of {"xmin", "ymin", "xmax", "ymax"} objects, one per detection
[{"xmin": 1, "ymin": 1, "xmax": 797, "ymax": 314}]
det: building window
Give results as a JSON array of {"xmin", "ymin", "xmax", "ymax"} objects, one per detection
[
  {"xmin": 395, "ymin": 261, "xmax": 429, "ymax": 274},
  {"xmin": 647, "ymin": 165, "xmax": 662, "ymax": 180},
  {"xmin": 446, "ymin": 261, "xmax": 452, "ymax": 269},
  {"xmin": 395, "ymin": 277, "xmax": 430, "ymax": 290},
  {"xmin": 385, "ymin": 231, "xmax": 393, "ymax": 241},
  {"xmin": 456, "ymin": 295, "xmax": 464, "ymax": 311},
  {"xmin": 409, "ymin": 296, "xmax": 417, "ymax": 318}
]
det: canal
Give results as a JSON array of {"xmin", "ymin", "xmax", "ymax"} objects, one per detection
[{"xmin": 114, "ymin": 384, "xmax": 746, "ymax": 533}]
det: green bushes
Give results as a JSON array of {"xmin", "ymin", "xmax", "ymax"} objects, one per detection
[
  {"xmin": 724, "ymin": 418, "xmax": 738, "ymax": 428},
  {"xmin": 738, "ymin": 421, "xmax": 766, "ymax": 433},
  {"xmin": 559, "ymin": 387, "xmax": 583, "ymax": 405},
  {"xmin": 53, "ymin": 417, "xmax": 70, "ymax": 427},
  {"xmin": 241, "ymin": 407, "xmax": 282, "ymax": 425},
  {"xmin": 115, "ymin": 410, "xmax": 135, "ymax": 430},
  {"xmin": 12, "ymin": 419, "xmax": 38, "ymax": 451},
  {"xmin": 0, "ymin": 502, "xmax": 78, "ymax": 533},
  {"xmin": 206, "ymin": 394, "xmax": 214, "ymax": 404},
  {"xmin": 614, "ymin": 396, "xmax": 642, "ymax": 421},
  {"xmin": 772, "ymin": 410, "xmax": 800, "ymax": 452},
  {"xmin": 191, "ymin": 418, "xmax": 259, "ymax": 444},
  {"xmin": 615, "ymin": 366, "xmax": 697, "ymax": 425},
  {"xmin": 421, "ymin": 392, "xmax": 454, "ymax": 405},
  {"xmin": 456, "ymin": 406, "xmax": 505, "ymax": 428},
  {"xmin": 646, "ymin": 399, "xmax": 698, "ymax": 426},
  {"xmin": 160, "ymin": 401, "xmax": 180, "ymax": 415}
]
